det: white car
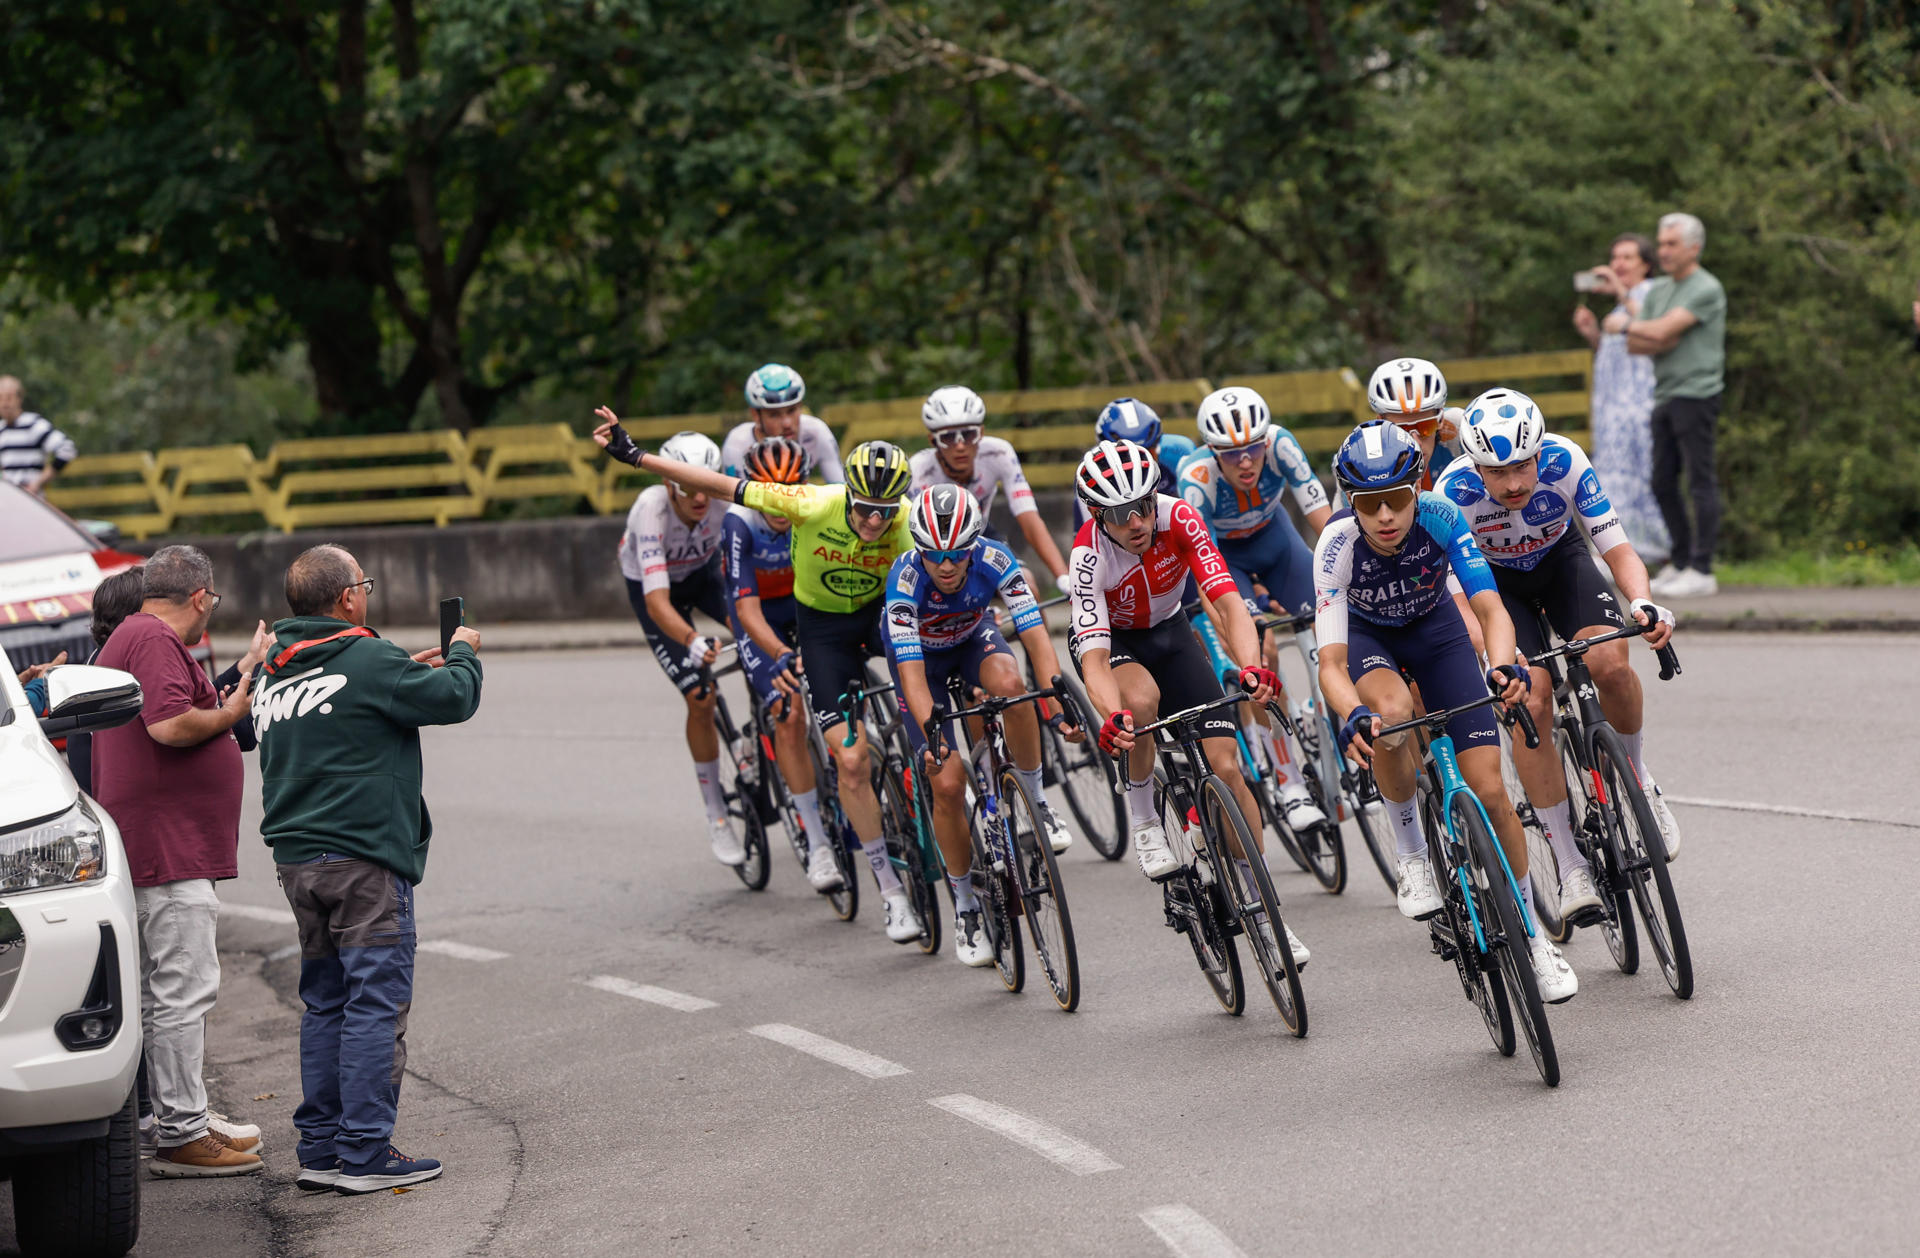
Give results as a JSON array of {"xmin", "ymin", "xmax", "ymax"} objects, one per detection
[{"xmin": 0, "ymin": 650, "xmax": 146, "ymax": 1257}]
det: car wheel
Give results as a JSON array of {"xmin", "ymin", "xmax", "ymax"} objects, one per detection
[{"xmin": 12, "ymin": 1084, "xmax": 140, "ymax": 1257}]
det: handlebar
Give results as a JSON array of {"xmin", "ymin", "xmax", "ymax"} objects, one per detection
[
  {"xmin": 837, "ymin": 678, "xmax": 898, "ymax": 747},
  {"xmin": 1127, "ymin": 672, "xmax": 1268, "ymax": 740},
  {"xmin": 1253, "ymin": 608, "xmax": 1317, "ymax": 635},
  {"xmin": 1525, "ymin": 617, "xmax": 1682, "ymax": 682},
  {"xmin": 1371, "ymin": 689, "xmax": 1540, "ymax": 750},
  {"xmin": 922, "ymin": 674, "xmax": 1072, "ymax": 763}
]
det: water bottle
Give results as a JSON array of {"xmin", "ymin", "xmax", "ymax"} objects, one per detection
[{"xmin": 736, "ymin": 734, "xmax": 758, "ymax": 788}]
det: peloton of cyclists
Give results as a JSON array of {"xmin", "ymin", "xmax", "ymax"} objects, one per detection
[
  {"xmin": 910, "ymin": 386, "xmax": 1073, "ymax": 593},
  {"xmin": 722, "ymin": 363, "xmax": 847, "ymax": 483},
  {"xmin": 1364, "ymin": 357, "xmax": 1464, "ymax": 490},
  {"xmin": 1071, "ymin": 398, "xmax": 1195, "ymax": 530}
]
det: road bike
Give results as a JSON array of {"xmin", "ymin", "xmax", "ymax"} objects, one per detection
[
  {"xmin": 743, "ymin": 676, "xmax": 860, "ymax": 922},
  {"xmin": 694, "ymin": 646, "xmax": 769, "ymax": 891},
  {"xmin": 839, "ymin": 670, "xmax": 943, "ymax": 956}
]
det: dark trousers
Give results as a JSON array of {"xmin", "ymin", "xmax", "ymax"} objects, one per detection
[
  {"xmin": 1650, "ymin": 393, "xmax": 1722, "ymax": 572},
  {"xmin": 277, "ymin": 854, "xmax": 416, "ymax": 1171}
]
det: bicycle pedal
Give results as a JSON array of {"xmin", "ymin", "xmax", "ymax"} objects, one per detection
[{"xmin": 1565, "ymin": 904, "xmax": 1607, "ymax": 929}]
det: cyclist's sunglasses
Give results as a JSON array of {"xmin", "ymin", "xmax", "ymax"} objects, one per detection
[
  {"xmin": 1392, "ymin": 414, "xmax": 1440, "ymax": 438},
  {"xmin": 931, "ymin": 426, "xmax": 983, "ymax": 448},
  {"xmin": 1097, "ymin": 495, "xmax": 1156, "ymax": 526},
  {"xmin": 1350, "ymin": 485, "xmax": 1417, "ymax": 514},
  {"xmin": 849, "ymin": 497, "xmax": 900, "ymax": 521},
  {"xmin": 923, "ymin": 547, "xmax": 971, "ymax": 565},
  {"xmin": 1216, "ymin": 443, "xmax": 1265, "ymax": 467}
]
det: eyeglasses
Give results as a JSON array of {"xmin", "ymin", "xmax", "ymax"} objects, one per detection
[
  {"xmin": 344, "ymin": 578, "xmax": 375, "ymax": 598},
  {"xmin": 849, "ymin": 498, "xmax": 899, "ymax": 522},
  {"xmin": 1097, "ymin": 495, "xmax": 1156, "ymax": 526},
  {"xmin": 1216, "ymin": 444, "xmax": 1266, "ymax": 467},
  {"xmin": 923, "ymin": 547, "xmax": 971, "ymax": 565},
  {"xmin": 1350, "ymin": 486, "xmax": 1417, "ymax": 514},
  {"xmin": 198, "ymin": 588, "xmax": 223, "ymax": 613},
  {"xmin": 931, "ymin": 426, "xmax": 982, "ymax": 449},
  {"xmin": 1392, "ymin": 415, "xmax": 1439, "ymax": 438}
]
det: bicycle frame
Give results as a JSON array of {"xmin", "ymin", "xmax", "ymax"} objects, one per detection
[
  {"xmin": 1422, "ymin": 733, "xmax": 1530, "ymax": 954},
  {"xmin": 838, "ymin": 676, "xmax": 944, "ymax": 888}
]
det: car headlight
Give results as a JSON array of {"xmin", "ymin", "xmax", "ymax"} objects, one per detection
[{"xmin": 0, "ymin": 798, "xmax": 106, "ymax": 893}]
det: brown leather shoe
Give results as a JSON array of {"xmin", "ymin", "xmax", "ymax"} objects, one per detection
[
  {"xmin": 150, "ymin": 1133, "xmax": 264, "ymax": 1178},
  {"xmin": 208, "ymin": 1127, "xmax": 262, "ymax": 1155}
]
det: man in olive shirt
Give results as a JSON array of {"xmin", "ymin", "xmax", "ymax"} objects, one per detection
[{"xmin": 1628, "ymin": 212, "xmax": 1727, "ymax": 597}]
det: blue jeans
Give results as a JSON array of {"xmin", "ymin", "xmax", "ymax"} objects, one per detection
[{"xmin": 277, "ymin": 854, "xmax": 417, "ymax": 1171}]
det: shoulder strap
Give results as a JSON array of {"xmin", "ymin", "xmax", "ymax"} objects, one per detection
[{"xmin": 265, "ymin": 625, "xmax": 376, "ymax": 675}]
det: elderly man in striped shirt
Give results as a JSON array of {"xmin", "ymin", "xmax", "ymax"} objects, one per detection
[{"xmin": 0, "ymin": 375, "xmax": 78, "ymax": 495}]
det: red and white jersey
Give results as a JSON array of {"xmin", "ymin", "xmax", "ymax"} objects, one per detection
[
  {"xmin": 1068, "ymin": 495, "xmax": 1238, "ymax": 656},
  {"xmin": 619, "ymin": 485, "xmax": 726, "ymax": 593},
  {"xmin": 908, "ymin": 437, "xmax": 1037, "ymax": 518}
]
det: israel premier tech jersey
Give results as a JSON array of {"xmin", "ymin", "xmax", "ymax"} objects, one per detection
[
  {"xmin": 1312, "ymin": 493, "xmax": 1497, "ymax": 647},
  {"xmin": 1176, "ymin": 428, "xmax": 1328, "ymax": 541},
  {"xmin": 884, "ymin": 539, "xmax": 1042, "ymax": 663},
  {"xmin": 1432, "ymin": 434, "xmax": 1629, "ymax": 571}
]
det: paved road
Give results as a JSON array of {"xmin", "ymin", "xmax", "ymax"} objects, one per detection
[{"xmin": 19, "ymin": 633, "xmax": 1913, "ymax": 1257}]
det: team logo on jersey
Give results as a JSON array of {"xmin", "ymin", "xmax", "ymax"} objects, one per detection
[
  {"xmin": 983, "ymin": 545, "xmax": 1011, "ymax": 573},
  {"xmin": 1445, "ymin": 475, "xmax": 1486, "ymax": 507},
  {"xmin": 823, "ymin": 568, "xmax": 883, "ymax": 600},
  {"xmin": 1575, "ymin": 469, "xmax": 1607, "ymax": 514},
  {"xmin": 897, "ymin": 563, "xmax": 920, "ymax": 595},
  {"xmin": 1537, "ymin": 444, "xmax": 1573, "ymax": 484},
  {"xmin": 1521, "ymin": 491, "xmax": 1565, "ymax": 527}
]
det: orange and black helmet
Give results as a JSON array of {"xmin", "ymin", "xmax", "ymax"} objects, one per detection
[{"xmin": 743, "ymin": 435, "xmax": 811, "ymax": 484}]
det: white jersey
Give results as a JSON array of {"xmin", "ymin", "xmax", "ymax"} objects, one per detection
[
  {"xmin": 1066, "ymin": 496, "xmax": 1238, "ymax": 658},
  {"xmin": 720, "ymin": 415, "xmax": 844, "ymax": 483},
  {"xmin": 1432, "ymin": 434, "xmax": 1628, "ymax": 572},
  {"xmin": 908, "ymin": 436, "xmax": 1037, "ymax": 518},
  {"xmin": 619, "ymin": 485, "xmax": 727, "ymax": 593}
]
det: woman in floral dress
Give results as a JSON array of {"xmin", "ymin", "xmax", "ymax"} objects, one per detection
[{"xmin": 1574, "ymin": 232, "xmax": 1671, "ymax": 564}]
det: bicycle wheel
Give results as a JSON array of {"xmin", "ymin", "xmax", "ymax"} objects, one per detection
[
  {"xmin": 1502, "ymin": 723, "xmax": 1566, "ymax": 943},
  {"xmin": 1427, "ymin": 801, "xmax": 1515, "ymax": 1057},
  {"xmin": 1156, "ymin": 771, "xmax": 1243, "ymax": 1014},
  {"xmin": 721, "ymin": 714, "xmax": 770, "ymax": 891},
  {"xmin": 1047, "ymin": 680, "xmax": 1128, "ymax": 860},
  {"xmin": 1001, "ymin": 767, "xmax": 1080, "ymax": 1012},
  {"xmin": 970, "ymin": 808, "xmax": 1024, "ymax": 993},
  {"xmin": 1457, "ymin": 795, "xmax": 1558, "ymax": 1087},
  {"xmin": 878, "ymin": 762, "xmax": 941, "ymax": 955},
  {"xmin": 1562, "ymin": 726, "xmax": 1637, "ymax": 974},
  {"xmin": 1348, "ymin": 766, "xmax": 1398, "ymax": 892},
  {"xmin": 1204, "ymin": 776, "xmax": 1307, "ymax": 1037},
  {"xmin": 804, "ymin": 726, "xmax": 859, "ymax": 921},
  {"xmin": 1593, "ymin": 729, "xmax": 1693, "ymax": 999}
]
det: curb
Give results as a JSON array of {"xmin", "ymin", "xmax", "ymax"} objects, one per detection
[{"xmin": 1677, "ymin": 615, "xmax": 1920, "ymax": 633}]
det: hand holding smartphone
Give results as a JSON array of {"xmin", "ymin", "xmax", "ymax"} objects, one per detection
[{"xmin": 440, "ymin": 596, "xmax": 466, "ymax": 658}]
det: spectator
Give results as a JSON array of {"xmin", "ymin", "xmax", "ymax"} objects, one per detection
[
  {"xmin": 1574, "ymin": 233, "xmax": 1671, "ymax": 566},
  {"xmin": 1627, "ymin": 212, "xmax": 1727, "ymax": 598},
  {"xmin": 65, "ymin": 568, "xmax": 150, "ymax": 796},
  {"xmin": 91, "ymin": 545, "xmax": 262, "ymax": 1178},
  {"xmin": 257, "ymin": 544, "xmax": 482, "ymax": 1195},
  {"xmin": 0, "ymin": 376, "xmax": 78, "ymax": 494}
]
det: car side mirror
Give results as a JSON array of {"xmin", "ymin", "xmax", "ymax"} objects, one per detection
[
  {"xmin": 82, "ymin": 518, "xmax": 123, "ymax": 547},
  {"xmin": 37, "ymin": 666, "xmax": 144, "ymax": 738}
]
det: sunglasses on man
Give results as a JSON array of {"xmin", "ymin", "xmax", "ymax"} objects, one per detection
[
  {"xmin": 1350, "ymin": 485, "xmax": 1417, "ymax": 514},
  {"xmin": 932, "ymin": 426, "xmax": 983, "ymax": 449},
  {"xmin": 1096, "ymin": 495, "xmax": 1156, "ymax": 526},
  {"xmin": 923, "ymin": 547, "xmax": 971, "ymax": 565},
  {"xmin": 849, "ymin": 498, "xmax": 900, "ymax": 522},
  {"xmin": 1392, "ymin": 415, "xmax": 1440, "ymax": 439}
]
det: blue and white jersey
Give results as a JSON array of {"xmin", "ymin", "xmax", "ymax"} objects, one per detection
[
  {"xmin": 1312, "ymin": 493, "xmax": 1497, "ymax": 646},
  {"xmin": 1433, "ymin": 434, "xmax": 1628, "ymax": 572},
  {"xmin": 884, "ymin": 538, "xmax": 1042, "ymax": 663},
  {"xmin": 1176, "ymin": 430, "xmax": 1329, "ymax": 542},
  {"xmin": 721, "ymin": 505, "xmax": 797, "ymax": 629},
  {"xmin": 1073, "ymin": 434, "xmax": 1197, "ymax": 529}
]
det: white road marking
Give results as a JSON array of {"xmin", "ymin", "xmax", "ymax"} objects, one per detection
[
  {"xmin": 748, "ymin": 1024, "xmax": 910, "ymax": 1079},
  {"xmin": 1139, "ymin": 1204, "xmax": 1249, "ymax": 1258},
  {"xmin": 1666, "ymin": 794, "xmax": 1920, "ymax": 831},
  {"xmin": 417, "ymin": 939, "xmax": 510, "ymax": 962},
  {"xmin": 581, "ymin": 975, "xmax": 717, "ymax": 1011},
  {"xmin": 927, "ymin": 1093, "xmax": 1120, "ymax": 1175},
  {"xmin": 221, "ymin": 903, "xmax": 295, "ymax": 925}
]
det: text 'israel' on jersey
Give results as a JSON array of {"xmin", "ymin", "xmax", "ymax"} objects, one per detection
[
  {"xmin": 1175, "ymin": 428, "xmax": 1329, "ymax": 541},
  {"xmin": 1067, "ymin": 495, "xmax": 1237, "ymax": 659},
  {"xmin": 908, "ymin": 437, "xmax": 1037, "ymax": 518},
  {"xmin": 884, "ymin": 539, "xmax": 1041, "ymax": 664},
  {"xmin": 721, "ymin": 505, "xmax": 795, "ymax": 605},
  {"xmin": 620, "ymin": 485, "xmax": 727, "ymax": 592},
  {"xmin": 1432, "ymin": 434, "xmax": 1628, "ymax": 572},
  {"xmin": 1311, "ymin": 493, "xmax": 1496, "ymax": 648}
]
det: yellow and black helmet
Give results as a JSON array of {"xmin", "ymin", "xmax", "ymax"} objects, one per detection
[{"xmin": 844, "ymin": 439, "xmax": 912, "ymax": 500}]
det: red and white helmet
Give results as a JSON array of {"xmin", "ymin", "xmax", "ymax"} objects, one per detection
[
  {"xmin": 1075, "ymin": 439, "xmax": 1161, "ymax": 509},
  {"xmin": 908, "ymin": 484, "xmax": 984, "ymax": 553},
  {"xmin": 1195, "ymin": 386, "xmax": 1272, "ymax": 450},
  {"xmin": 1367, "ymin": 357, "xmax": 1448, "ymax": 417}
]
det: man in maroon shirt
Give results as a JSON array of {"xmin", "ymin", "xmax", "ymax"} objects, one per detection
[{"xmin": 93, "ymin": 545, "xmax": 262, "ymax": 1178}]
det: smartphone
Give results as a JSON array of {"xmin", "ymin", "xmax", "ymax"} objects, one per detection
[
  {"xmin": 439, "ymin": 597, "xmax": 465, "ymax": 657},
  {"xmin": 1573, "ymin": 271, "xmax": 1606, "ymax": 293}
]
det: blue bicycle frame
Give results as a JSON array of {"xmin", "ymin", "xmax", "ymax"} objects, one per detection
[
  {"xmin": 1190, "ymin": 611, "xmax": 1269, "ymax": 785},
  {"xmin": 1423, "ymin": 732, "xmax": 1534, "ymax": 954}
]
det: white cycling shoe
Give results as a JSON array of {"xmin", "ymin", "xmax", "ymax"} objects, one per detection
[
  {"xmin": 881, "ymin": 889, "xmax": 923, "ymax": 944},
  {"xmin": 1279, "ymin": 783, "xmax": 1327, "ymax": 830},
  {"xmin": 1530, "ymin": 938, "xmax": 1578, "ymax": 1004},
  {"xmin": 1396, "ymin": 853, "xmax": 1444, "ymax": 921},
  {"xmin": 1558, "ymin": 865, "xmax": 1603, "ymax": 920},
  {"xmin": 709, "ymin": 818, "xmax": 746, "ymax": 867},
  {"xmin": 805, "ymin": 845, "xmax": 845, "ymax": 892},
  {"xmin": 1039, "ymin": 803, "xmax": 1073, "ymax": 854},
  {"xmin": 953, "ymin": 910, "xmax": 993, "ymax": 967},
  {"xmin": 1647, "ymin": 782, "xmax": 1680, "ymax": 861},
  {"xmin": 1132, "ymin": 819, "xmax": 1180, "ymax": 881},
  {"xmin": 1284, "ymin": 922, "xmax": 1310, "ymax": 970}
]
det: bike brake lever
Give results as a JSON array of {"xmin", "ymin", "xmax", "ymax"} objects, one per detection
[
  {"xmin": 1512, "ymin": 701, "xmax": 1540, "ymax": 750},
  {"xmin": 1656, "ymin": 643, "xmax": 1681, "ymax": 681}
]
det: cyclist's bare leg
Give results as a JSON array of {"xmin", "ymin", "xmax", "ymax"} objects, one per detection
[
  {"xmin": 685, "ymin": 686, "xmax": 720, "ymax": 762},
  {"xmin": 1355, "ymin": 669, "xmax": 1419, "ymax": 806},
  {"xmin": 1113, "ymin": 662, "xmax": 1162, "ymax": 790},
  {"xmin": 824, "ymin": 719, "xmax": 882, "ymax": 841},
  {"xmin": 1580, "ymin": 628, "xmax": 1643, "ymax": 736},
  {"xmin": 982, "ymin": 652, "xmax": 1041, "ymax": 772},
  {"xmin": 924, "ymin": 749, "xmax": 972, "ymax": 877},
  {"xmin": 770, "ymin": 696, "xmax": 814, "ymax": 796},
  {"xmin": 1514, "ymin": 664, "xmax": 1565, "ymax": 807},
  {"xmin": 1204, "ymin": 735, "xmax": 1263, "ymax": 860}
]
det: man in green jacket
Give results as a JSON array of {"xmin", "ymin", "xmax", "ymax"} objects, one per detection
[{"xmin": 255, "ymin": 544, "xmax": 482, "ymax": 1195}]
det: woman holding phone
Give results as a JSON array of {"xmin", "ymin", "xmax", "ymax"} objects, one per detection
[{"xmin": 1573, "ymin": 232, "xmax": 1670, "ymax": 566}]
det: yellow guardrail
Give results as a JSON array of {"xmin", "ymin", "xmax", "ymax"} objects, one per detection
[{"xmin": 45, "ymin": 352, "xmax": 1594, "ymax": 537}]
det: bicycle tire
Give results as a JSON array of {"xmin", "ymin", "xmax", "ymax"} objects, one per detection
[
  {"xmin": 803, "ymin": 725, "xmax": 860, "ymax": 921},
  {"xmin": 1425, "ymin": 786, "xmax": 1514, "ymax": 1057},
  {"xmin": 1563, "ymin": 726, "xmax": 1637, "ymax": 974},
  {"xmin": 1048, "ymin": 679, "xmax": 1128, "ymax": 860},
  {"xmin": 1458, "ymin": 795, "xmax": 1558, "ymax": 1087},
  {"xmin": 1157, "ymin": 770, "xmax": 1243, "ymax": 1014},
  {"xmin": 1350, "ymin": 767, "xmax": 1399, "ymax": 892},
  {"xmin": 967, "ymin": 804, "xmax": 1024, "ymax": 992},
  {"xmin": 1284, "ymin": 709, "xmax": 1348, "ymax": 893},
  {"xmin": 1503, "ymin": 722, "xmax": 1567, "ymax": 943},
  {"xmin": 878, "ymin": 761, "xmax": 942, "ymax": 955},
  {"xmin": 1001, "ymin": 766, "xmax": 1079, "ymax": 1012},
  {"xmin": 721, "ymin": 713, "xmax": 771, "ymax": 890},
  {"xmin": 1593, "ymin": 729, "xmax": 1693, "ymax": 999},
  {"xmin": 1204, "ymin": 776, "xmax": 1307, "ymax": 1037}
]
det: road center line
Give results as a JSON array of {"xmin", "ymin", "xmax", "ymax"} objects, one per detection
[
  {"xmin": 1666, "ymin": 794, "xmax": 1920, "ymax": 831},
  {"xmin": 222, "ymin": 903, "xmax": 296, "ymax": 926},
  {"xmin": 748, "ymin": 1024, "xmax": 910, "ymax": 1078},
  {"xmin": 927, "ymin": 1093, "xmax": 1120, "ymax": 1175},
  {"xmin": 581, "ymin": 975, "xmax": 718, "ymax": 1011},
  {"xmin": 417, "ymin": 939, "xmax": 510, "ymax": 962},
  {"xmin": 1139, "ymin": 1204, "xmax": 1248, "ymax": 1258}
]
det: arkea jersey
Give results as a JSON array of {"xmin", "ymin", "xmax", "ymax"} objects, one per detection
[
  {"xmin": 908, "ymin": 437, "xmax": 1037, "ymax": 518},
  {"xmin": 1068, "ymin": 496, "xmax": 1238, "ymax": 658},
  {"xmin": 1432, "ymin": 435, "xmax": 1628, "ymax": 572},
  {"xmin": 720, "ymin": 415, "xmax": 845, "ymax": 483},
  {"xmin": 720, "ymin": 505, "xmax": 795, "ymax": 605},
  {"xmin": 884, "ymin": 539, "xmax": 1042, "ymax": 664},
  {"xmin": 1072, "ymin": 434, "xmax": 1197, "ymax": 529},
  {"xmin": 1312, "ymin": 493, "xmax": 1497, "ymax": 647},
  {"xmin": 619, "ymin": 485, "xmax": 727, "ymax": 593},
  {"xmin": 1176, "ymin": 429, "xmax": 1329, "ymax": 541},
  {"xmin": 739, "ymin": 481, "xmax": 912, "ymax": 614}
]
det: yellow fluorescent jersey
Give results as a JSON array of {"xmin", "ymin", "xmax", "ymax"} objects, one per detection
[{"xmin": 741, "ymin": 481, "xmax": 911, "ymax": 614}]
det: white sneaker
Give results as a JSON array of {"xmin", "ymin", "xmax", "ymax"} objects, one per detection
[
  {"xmin": 1662, "ymin": 568, "xmax": 1718, "ymax": 598},
  {"xmin": 1132, "ymin": 819, "xmax": 1180, "ymax": 881},
  {"xmin": 1530, "ymin": 938, "xmax": 1578, "ymax": 1004},
  {"xmin": 1285, "ymin": 923, "xmax": 1310, "ymax": 969},
  {"xmin": 953, "ymin": 910, "xmax": 993, "ymax": 967},
  {"xmin": 1647, "ymin": 782, "xmax": 1680, "ymax": 862},
  {"xmin": 805, "ymin": 844, "xmax": 845, "ymax": 891},
  {"xmin": 1396, "ymin": 853, "xmax": 1443, "ymax": 921},
  {"xmin": 881, "ymin": 889, "xmax": 922, "ymax": 943},
  {"xmin": 1558, "ymin": 865, "xmax": 1602, "ymax": 920},
  {"xmin": 1649, "ymin": 564, "xmax": 1687, "ymax": 595},
  {"xmin": 1038, "ymin": 803, "xmax": 1073, "ymax": 854},
  {"xmin": 207, "ymin": 1111, "xmax": 261, "ymax": 1145},
  {"xmin": 709, "ymin": 817, "xmax": 746, "ymax": 866},
  {"xmin": 1279, "ymin": 783, "xmax": 1327, "ymax": 830}
]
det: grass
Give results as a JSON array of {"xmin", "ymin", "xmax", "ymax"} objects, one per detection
[{"xmin": 1717, "ymin": 543, "xmax": 1920, "ymax": 588}]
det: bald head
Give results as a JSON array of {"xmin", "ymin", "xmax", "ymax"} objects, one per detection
[{"xmin": 286, "ymin": 545, "xmax": 360, "ymax": 617}]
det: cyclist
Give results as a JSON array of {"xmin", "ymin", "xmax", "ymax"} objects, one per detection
[
  {"xmin": 594, "ymin": 407, "xmax": 927, "ymax": 943},
  {"xmin": 1435, "ymin": 388, "xmax": 1680, "ymax": 920},
  {"xmin": 1069, "ymin": 439, "xmax": 1309, "ymax": 968},
  {"xmin": 1364, "ymin": 357, "xmax": 1465, "ymax": 490},
  {"xmin": 1313, "ymin": 420, "xmax": 1575, "ymax": 1003},
  {"xmin": 617, "ymin": 430, "xmax": 740, "ymax": 866},
  {"xmin": 723, "ymin": 435, "xmax": 844, "ymax": 893},
  {"xmin": 884, "ymin": 485, "xmax": 1081, "ymax": 966},
  {"xmin": 720, "ymin": 363, "xmax": 846, "ymax": 483},
  {"xmin": 910, "ymin": 385, "xmax": 1072, "ymax": 593},
  {"xmin": 1070, "ymin": 397, "xmax": 1195, "ymax": 531},
  {"xmin": 1176, "ymin": 385, "xmax": 1334, "ymax": 831}
]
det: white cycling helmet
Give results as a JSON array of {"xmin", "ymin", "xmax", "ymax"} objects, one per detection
[
  {"xmin": 1367, "ymin": 357, "xmax": 1448, "ymax": 417},
  {"xmin": 1458, "ymin": 388, "xmax": 1546, "ymax": 467},
  {"xmin": 657, "ymin": 430, "xmax": 724, "ymax": 485},
  {"xmin": 744, "ymin": 363, "xmax": 805, "ymax": 410},
  {"xmin": 922, "ymin": 385, "xmax": 987, "ymax": 432},
  {"xmin": 1195, "ymin": 386, "xmax": 1272, "ymax": 450},
  {"xmin": 1075, "ymin": 440, "xmax": 1161, "ymax": 508}
]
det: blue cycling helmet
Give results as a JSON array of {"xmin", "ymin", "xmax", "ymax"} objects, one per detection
[
  {"xmin": 1332, "ymin": 420, "xmax": 1425, "ymax": 493},
  {"xmin": 1096, "ymin": 397, "xmax": 1163, "ymax": 449},
  {"xmin": 745, "ymin": 363, "xmax": 806, "ymax": 409}
]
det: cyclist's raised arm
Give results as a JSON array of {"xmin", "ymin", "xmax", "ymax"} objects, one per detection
[{"xmin": 594, "ymin": 407, "xmax": 743, "ymax": 502}]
